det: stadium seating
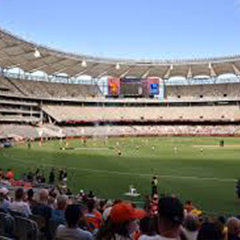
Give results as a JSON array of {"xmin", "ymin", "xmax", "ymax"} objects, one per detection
[
  {"xmin": 42, "ymin": 105, "xmax": 240, "ymax": 122},
  {"xmin": 167, "ymin": 83, "xmax": 240, "ymax": 100},
  {"xmin": 4, "ymin": 77, "xmax": 103, "ymax": 99}
]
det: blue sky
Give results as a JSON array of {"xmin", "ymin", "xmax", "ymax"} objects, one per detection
[{"xmin": 0, "ymin": 0, "xmax": 240, "ymax": 60}]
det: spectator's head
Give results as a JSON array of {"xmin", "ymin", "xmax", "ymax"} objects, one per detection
[
  {"xmin": 0, "ymin": 187, "xmax": 9, "ymax": 197},
  {"xmin": 226, "ymin": 217, "xmax": 240, "ymax": 237},
  {"xmin": 38, "ymin": 189, "xmax": 49, "ymax": 203},
  {"xmin": 57, "ymin": 195, "xmax": 68, "ymax": 210},
  {"xmin": 65, "ymin": 204, "xmax": 82, "ymax": 228},
  {"xmin": 87, "ymin": 199, "xmax": 96, "ymax": 212},
  {"xmin": 0, "ymin": 187, "xmax": 9, "ymax": 202},
  {"xmin": 97, "ymin": 202, "xmax": 146, "ymax": 240},
  {"xmin": 183, "ymin": 213, "xmax": 199, "ymax": 232},
  {"xmin": 27, "ymin": 189, "xmax": 34, "ymax": 200},
  {"xmin": 15, "ymin": 188, "xmax": 25, "ymax": 201},
  {"xmin": 152, "ymin": 194, "xmax": 159, "ymax": 204},
  {"xmin": 158, "ymin": 197, "xmax": 184, "ymax": 238},
  {"xmin": 88, "ymin": 191, "xmax": 95, "ymax": 198},
  {"xmin": 110, "ymin": 202, "xmax": 146, "ymax": 224},
  {"xmin": 197, "ymin": 222, "xmax": 223, "ymax": 240}
]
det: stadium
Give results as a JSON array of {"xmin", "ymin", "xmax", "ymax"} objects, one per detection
[{"xmin": 1, "ymin": 9, "xmax": 240, "ymax": 239}]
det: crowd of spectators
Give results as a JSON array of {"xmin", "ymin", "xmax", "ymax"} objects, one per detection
[{"xmin": 1, "ymin": 171, "xmax": 240, "ymax": 240}]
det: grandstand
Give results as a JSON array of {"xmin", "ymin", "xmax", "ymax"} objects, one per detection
[{"xmin": 0, "ymin": 27, "xmax": 240, "ymax": 140}]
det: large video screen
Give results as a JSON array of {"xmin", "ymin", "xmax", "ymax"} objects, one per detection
[{"xmin": 120, "ymin": 78, "xmax": 143, "ymax": 96}]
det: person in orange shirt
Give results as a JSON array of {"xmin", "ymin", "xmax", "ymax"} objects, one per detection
[
  {"xmin": 85, "ymin": 199, "xmax": 103, "ymax": 232},
  {"xmin": 6, "ymin": 168, "xmax": 14, "ymax": 180}
]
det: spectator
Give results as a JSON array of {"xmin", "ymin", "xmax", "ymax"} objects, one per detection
[
  {"xmin": 102, "ymin": 201, "xmax": 113, "ymax": 221},
  {"xmin": 184, "ymin": 201, "xmax": 195, "ymax": 213},
  {"xmin": 158, "ymin": 196, "xmax": 184, "ymax": 240},
  {"xmin": 151, "ymin": 176, "xmax": 158, "ymax": 196},
  {"xmin": 56, "ymin": 204, "xmax": 93, "ymax": 240},
  {"xmin": 32, "ymin": 189, "xmax": 52, "ymax": 220},
  {"xmin": 182, "ymin": 213, "xmax": 199, "ymax": 240},
  {"xmin": 150, "ymin": 194, "xmax": 159, "ymax": 216},
  {"xmin": 197, "ymin": 222, "xmax": 223, "ymax": 240},
  {"xmin": 51, "ymin": 194, "xmax": 69, "ymax": 225},
  {"xmin": 27, "ymin": 188, "xmax": 37, "ymax": 209},
  {"xmin": 226, "ymin": 217, "xmax": 240, "ymax": 240},
  {"xmin": 6, "ymin": 168, "xmax": 14, "ymax": 180},
  {"xmin": 10, "ymin": 188, "xmax": 32, "ymax": 217},
  {"xmin": 97, "ymin": 201, "xmax": 146, "ymax": 240},
  {"xmin": 66, "ymin": 188, "xmax": 73, "ymax": 196},
  {"xmin": 88, "ymin": 191, "xmax": 95, "ymax": 199},
  {"xmin": 139, "ymin": 217, "xmax": 158, "ymax": 240},
  {"xmin": 49, "ymin": 168, "xmax": 55, "ymax": 184},
  {"xmin": 85, "ymin": 199, "xmax": 103, "ymax": 232},
  {"xmin": 0, "ymin": 187, "xmax": 11, "ymax": 211}
]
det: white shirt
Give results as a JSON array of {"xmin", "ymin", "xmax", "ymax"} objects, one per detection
[
  {"xmin": 56, "ymin": 225, "xmax": 93, "ymax": 240},
  {"xmin": 10, "ymin": 201, "xmax": 32, "ymax": 217},
  {"xmin": 143, "ymin": 235, "xmax": 179, "ymax": 240},
  {"xmin": 140, "ymin": 234, "xmax": 164, "ymax": 240}
]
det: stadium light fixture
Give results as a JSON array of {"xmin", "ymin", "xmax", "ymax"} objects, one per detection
[
  {"xmin": 81, "ymin": 60, "xmax": 87, "ymax": 68},
  {"xmin": 116, "ymin": 63, "xmax": 120, "ymax": 70},
  {"xmin": 34, "ymin": 48, "xmax": 41, "ymax": 58}
]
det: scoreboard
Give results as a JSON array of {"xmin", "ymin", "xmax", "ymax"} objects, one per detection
[
  {"xmin": 120, "ymin": 78, "xmax": 143, "ymax": 96},
  {"xmin": 108, "ymin": 77, "xmax": 159, "ymax": 97}
]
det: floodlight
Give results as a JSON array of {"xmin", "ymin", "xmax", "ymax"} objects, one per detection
[
  {"xmin": 116, "ymin": 63, "xmax": 120, "ymax": 70},
  {"xmin": 81, "ymin": 60, "xmax": 87, "ymax": 67},
  {"xmin": 34, "ymin": 48, "xmax": 41, "ymax": 58}
]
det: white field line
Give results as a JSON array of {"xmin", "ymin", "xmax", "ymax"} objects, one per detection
[{"xmin": 1, "ymin": 152, "xmax": 236, "ymax": 183}]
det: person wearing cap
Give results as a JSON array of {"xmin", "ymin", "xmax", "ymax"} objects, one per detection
[
  {"xmin": 97, "ymin": 201, "xmax": 146, "ymax": 240},
  {"xmin": 0, "ymin": 187, "xmax": 11, "ymax": 211},
  {"xmin": 157, "ymin": 196, "xmax": 184, "ymax": 240}
]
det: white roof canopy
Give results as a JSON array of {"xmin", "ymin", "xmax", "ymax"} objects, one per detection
[{"xmin": 0, "ymin": 27, "xmax": 240, "ymax": 79}]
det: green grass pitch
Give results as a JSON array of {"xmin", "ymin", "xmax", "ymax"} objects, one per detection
[{"xmin": 1, "ymin": 136, "xmax": 240, "ymax": 215}]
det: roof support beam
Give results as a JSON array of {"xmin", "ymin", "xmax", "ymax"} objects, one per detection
[
  {"xmin": 141, "ymin": 67, "xmax": 152, "ymax": 79},
  {"xmin": 52, "ymin": 62, "xmax": 81, "ymax": 75},
  {"xmin": 209, "ymin": 62, "xmax": 217, "ymax": 78},
  {"xmin": 0, "ymin": 43, "xmax": 20, "ymax": 51},
  {"xmin": 163, "ymin": 65, "xmax": 173, "ymax": 79},
  {"xmin": 28, "ymin": 58, "xmax": 64, "ymax": 72},
  {"xmin": 186, "ymin": 66, "xmax": 192, "ymax": 79},
  {"xmin": 96, "ymin": 65, "xmax": 115, "ymax": 78},
  {"xmin": 0, "ymin": 50, "xmax": 35, "ymax": 62},
  {"xmin": 119, "ymin": 68, "xmax": 131, "ymax": 78},
  {"xmin": 232, "ymin": 63, "xmax": 240, "ymax": 75},
  {"xmin": 74, "ymin": 63, "xmax": 99, "ymax": 77}
]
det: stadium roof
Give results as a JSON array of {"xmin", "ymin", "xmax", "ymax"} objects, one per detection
[{"xmin": 0, "ymin": 27, "xmax": 240, "ymax": 79}]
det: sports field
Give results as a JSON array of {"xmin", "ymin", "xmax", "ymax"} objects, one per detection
[{"xmin": 1, "ymin": 136, "xmax": 240, "ymax": 215}]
